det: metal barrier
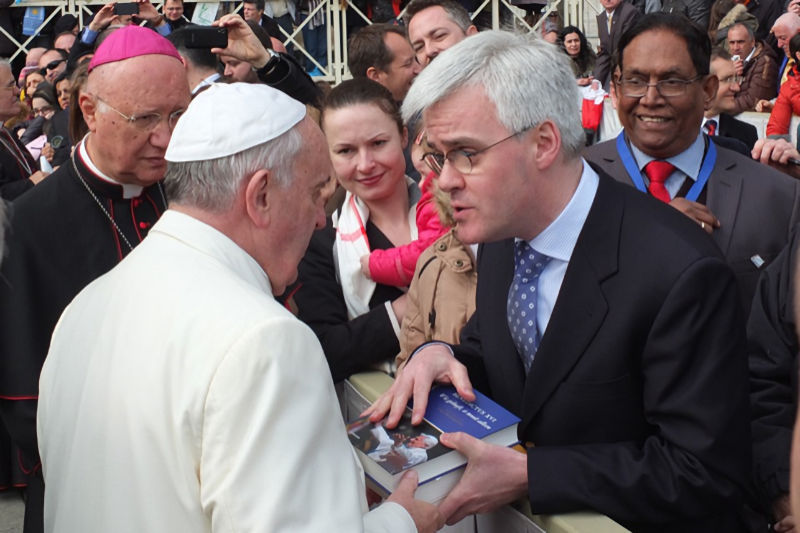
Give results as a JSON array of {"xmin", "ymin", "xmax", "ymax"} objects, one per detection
[{"xmin": 0, "ymin": 0, "xmax": 600, "ymax": 83}]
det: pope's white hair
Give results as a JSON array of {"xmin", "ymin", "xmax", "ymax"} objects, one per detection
[
  {"xmin": 164, "ymin": 124, "xmax": 303, "ymax": 212},
  {"xmin": 402, "ymin": 30, "xmax": 584, "ymax": 157}
]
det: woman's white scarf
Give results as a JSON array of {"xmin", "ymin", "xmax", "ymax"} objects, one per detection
[{"xmin": 333, "ymin": 178, "xmax": 420, "ymax": 320}]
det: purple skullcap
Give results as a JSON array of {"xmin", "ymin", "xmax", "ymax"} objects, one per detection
[{"xmin": 88, "ymin": 25, "xmax": 182, "ymax": 73}]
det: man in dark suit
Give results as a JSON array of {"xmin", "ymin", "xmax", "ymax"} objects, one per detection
[
  {"xmin": 585, "ymin": 14, "xmax": 799, "ymax": 309},
  {"xmin": 593, "ymin": 0, "xmax": 641, "ymax": 89},
  {"xmin": 369, "ymin": 27, "xmax": 751, "ymax": 532},
  {"xmin": 703, "ymin": 48, "xmax": 758, "ymax": 151}
]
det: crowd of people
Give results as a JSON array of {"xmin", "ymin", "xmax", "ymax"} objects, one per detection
[{"xmin": 3, "ymin": 0, "xmax": 800, "ymax": 532}]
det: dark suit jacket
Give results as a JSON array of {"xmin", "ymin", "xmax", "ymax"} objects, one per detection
[
  {"xmin": 593, "ymin": 1, "xmax": 641, "ymax": 89},
  {"xmin": 718, "ymin": 113, "xmax": 759, "ymax": 152},
  {"xmin": 584, "ymin": 137, "xmax": 800, "ymax": 308},
  {"xmin": 453, "ymin": 171, "xmax": 750, "ymax": 532},
  {"xmin": 747, "ymin": 224, "xmax": 800, "ymax": 509}
]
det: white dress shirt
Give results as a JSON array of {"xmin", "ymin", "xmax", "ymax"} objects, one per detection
[{"xmin": 523, "ymin": 160, "xmax": 599, "ymax": 339}]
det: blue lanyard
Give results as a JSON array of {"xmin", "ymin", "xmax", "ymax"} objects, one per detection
[{"xmin": 615, "ymin": 132, "xmax": 716, "ymax": 202}]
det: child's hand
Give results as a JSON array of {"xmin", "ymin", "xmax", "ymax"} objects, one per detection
[{"xmin": 360, "ymin": 255, "xmax": 372, "ymax": 279}]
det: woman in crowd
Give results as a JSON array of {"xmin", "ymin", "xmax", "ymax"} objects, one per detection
[
  {"xmin": 23, "ymin": 69, "xmax": 45, "ymax": 107},
  {"xmin": 23, "ymin": 82, "xmax": 57, "ymax": 160},
  {"xmin": 558, "ymin": 25, "xmax": 596, "ymax": 87},
  {"xmin": 292, "ymin": 78, "xmax": 420, "ymax": 382},
  {"xmin": 54, "ymin": 71, "xmax": 70, "ymax": 111}
]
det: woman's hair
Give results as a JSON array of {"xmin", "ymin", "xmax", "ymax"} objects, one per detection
[
  {"xmin": 67, "ymin": 61, "xmax": 89, "ymax": 143},
  {"xmin": 31, "ymin": 81, "xmax": 57, "ymax": 108},
  {"xmin": 558, "ymin": 25, "xmax": 596, "ymax": 77},
  {"xmin": 791, "ymin": 33, "xmax": 800, "ymax": 62},
  {"xmin": 321, "ymin": 78, "xmax": 402, "ymax": 133}
]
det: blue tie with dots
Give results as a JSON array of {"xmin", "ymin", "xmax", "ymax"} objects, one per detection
[{"xmin": 507, "ymin": 241, "xmax": 552, "ymax": 373}]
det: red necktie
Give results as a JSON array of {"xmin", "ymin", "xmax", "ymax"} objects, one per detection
[
  {"xmin": 704, "ymin": 119, "xmax": 717, "ymax": 136},
  {"xmin": 643, "ymin": 160, "xmax": 674, "ymax": 203}
]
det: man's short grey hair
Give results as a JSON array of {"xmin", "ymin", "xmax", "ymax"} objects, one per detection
[
  {"xmin": 164, "ymin": 124, "xmax": 303, "ymax": 211},
  {"xmin": 402, "ymin": 31, "xmax": 584, "ymax": 157},
  {"xmin": 727, "ymin": 22, "xmax": 754, "ymax": 41},
  {"xmin": 403, "ymin": 0, "xmax": 472, "ymax": 32}
]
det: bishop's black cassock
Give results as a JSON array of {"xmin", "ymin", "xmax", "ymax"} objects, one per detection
[
  {"xmin": 0, "ymin": 126, "xmax": 36, "ymax": 200},
  {"xmin": 0, "ymin": 143, "xmax": 167, "ymax": 532}
]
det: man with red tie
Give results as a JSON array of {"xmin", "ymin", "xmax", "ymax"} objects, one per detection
[
  {"xmin": 702, "ymin": 48, "xmax": 758, "ymax": 152},
  {"xmin": 585, "ymin": 13, "xmax": 799, "ymax": 309}
]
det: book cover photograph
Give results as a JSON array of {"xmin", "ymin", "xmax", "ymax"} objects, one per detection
[
  {"xmin": 347, "ymin": 413, "xmax": 450, "ymax": 475},
  {"xmin": 344, "ymin": 382, "xmax": 521, "ymax": 503}
]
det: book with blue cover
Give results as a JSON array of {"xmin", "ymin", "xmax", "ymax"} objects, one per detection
[{"xmin": 345, "ymin": 383, "xmax": 521, "ymax": 503}]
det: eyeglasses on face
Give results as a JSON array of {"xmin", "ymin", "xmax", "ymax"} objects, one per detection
[
  {"xmin": 421, "ymin": 126, "xmax": 533, "ymax": 176},
  {"xmin": 94, "ymin": 95, "xmax": 186, "ymax": 132},
  {"xmin": 40, "ymin": 58, "xmax": 65, "ymax": 74},
  {"xmin": 718, "ymin": 75, "xmax": 744, "ymax": 84},
  {"xmin": 616, "ymin": 75, "xmax": 703, "ymax": 98},
  {"xmin": 33, "ymin": 104, "xmax": 54, "ymax": 117}
]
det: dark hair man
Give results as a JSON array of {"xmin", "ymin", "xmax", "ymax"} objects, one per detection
[
  {"xmin": 403, "ymin": 0, "xmax": 477, "ymax": 67},
  {"xmin": 168, "ymin": 27, "xmax": 221, "ymax": 95},
  {"xmin": 348, "ymin": 24, "xmax": 421, "ymax": 102},
  {"xmin": 586, "ymin": 13, "xmax": 799, "ymax": 308},
  {"xmin": 703, "ymin": 47, "xmax": 758, "ymax": 151},
  {"xmin": 726, "ymin": 23, "xmax": 778, "ymax": 112},
  {"xmin": 163, "ymin": 0, "xmax": 188, "ymax": 30}
]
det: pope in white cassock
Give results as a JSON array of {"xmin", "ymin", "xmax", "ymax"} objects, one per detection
[{"xmin": 36, "ymin": 82, "xmax": 442, "ymax": 533}]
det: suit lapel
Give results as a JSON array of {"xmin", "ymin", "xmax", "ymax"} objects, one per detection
[
  {"xmin": 598, "ymin": 12, "xmax": 610, "ymax": 46},
  {"xmin": 705, "ymin": 150, "xmax": 741, "ymax": 256},
  {"xmin": 518, "ymin": 176, "xmax": 618, "ymax": 431},
  {"xmin": 718, "ymin": 113, "xmax": 731, "ymax": 137}
]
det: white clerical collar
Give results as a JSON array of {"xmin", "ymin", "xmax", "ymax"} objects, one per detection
[
  {"xmin": 523, "ymin": 159, "xmax": 599, "ymax": 263},
  {"xmin": 79, "ymin": 135, "xmax": 144, "ymax": 199},
  {"xmin": 745, "ymin": 46, "xmax": 756, "ymax": 63}
]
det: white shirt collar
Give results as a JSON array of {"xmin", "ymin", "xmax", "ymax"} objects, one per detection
[
  {"xmin": 524, "ymin": 159, "xmax": 600, "ymax": 263},
  {"xmin": 629, "ymin": 133, "xmax": 704, "ymax": 184},
  {"xmin": 702, "ymin": 114, "xmax": 720, "ymax": 131}
]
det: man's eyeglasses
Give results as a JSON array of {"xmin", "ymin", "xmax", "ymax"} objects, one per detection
[
  {"xmin": 421, "ymin": 126, "xmax": 533, "ymax": 176},
  {"xmin": 95, "ymin": 95, "xmax": 186, "ymax": 132},
  {"xmin": 40, "ymin": 58, "xmax": 65, "ymax": 74},
  {"xmin": 718, "ymin": 75, "xmax": 744, "ymax": 84},
  {"xmin": 616, "ymin": 75, "xmax": 704, "ymax": 98}
]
